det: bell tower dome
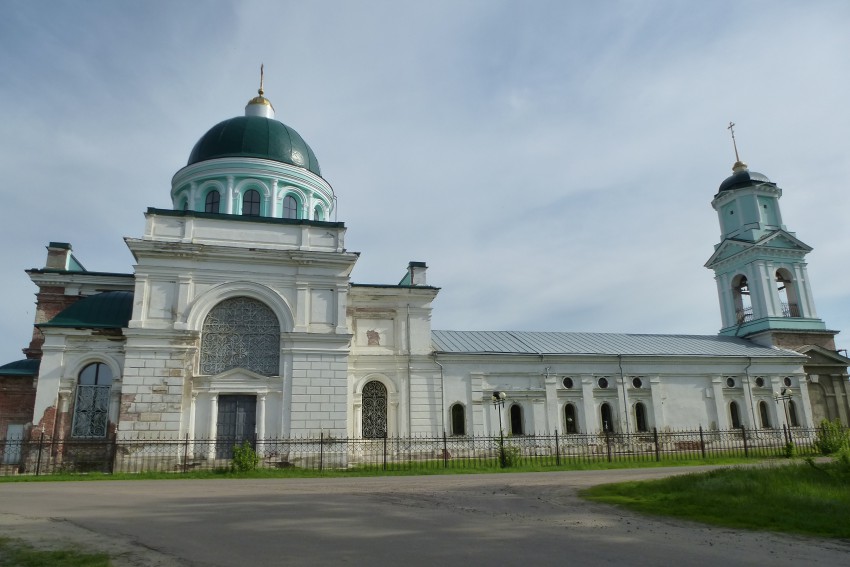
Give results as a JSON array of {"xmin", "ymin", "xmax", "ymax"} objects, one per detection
[{"xmin": 705, "ymin": 125, "xmax": 833, "ymax": 348}]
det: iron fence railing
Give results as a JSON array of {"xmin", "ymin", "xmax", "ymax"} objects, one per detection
[{"xmin": 0, "ymin": 425, "xmax": 842, "ymax": 477}]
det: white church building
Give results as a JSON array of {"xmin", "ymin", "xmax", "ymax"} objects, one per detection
[{"xmin": 2, "ymin": 85, "xmax": 849, "ymax": 452}]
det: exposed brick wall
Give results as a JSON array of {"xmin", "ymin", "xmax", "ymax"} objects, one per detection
[
  {"xmin": 0, "ymin": 376, "xmax": 37, "ymax": 440},
  {"xmin": 23, "ymin": 286, "xmax": 83, "ymax": 359},
  {"xmin": 769, "ymin": 331, "xmax": 837, "ymax": 351}
]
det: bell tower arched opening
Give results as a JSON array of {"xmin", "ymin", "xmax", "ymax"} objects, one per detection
[
  {"xmin": 731, "ymin": 274, "xmax": 753, "ymax": 324},
  {"xmin": 775, "ymin": 269, "xmax": 800, "ymax": 318}
]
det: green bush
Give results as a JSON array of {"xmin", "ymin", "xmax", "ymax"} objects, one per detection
[
  {"xmin": 231, "ymin": 441, "xmax": 259, "ymax": 472},
  {"xmin": 814, "ymin": 419, "xmax": 850, "ymax": 455},
  {"xmin": 497, "ymin": 442, "xmax": 521, "ymax": 468},
  {"xmin": 783, "ymin": 441, "xmax": 796, "ymax": 459}
]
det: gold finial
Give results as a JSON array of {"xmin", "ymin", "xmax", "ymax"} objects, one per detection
[
  {"xmin": 259, "ymin": 63, "xmax": 264, "ymax": 96},
  {"xmin": 727, "ymin": 121, "xmax": 747, "ymax": 172},
  {"xmin": 247, "ymin": 64, "xmax": 273, "ymax": 109}
]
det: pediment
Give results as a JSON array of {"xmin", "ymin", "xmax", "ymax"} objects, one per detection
[
  {"xmin": 705, "ymin": 239, "xmax": 750, "ymax": 267},
  {"xmin": 195, "ymin": 367, "xmax": 279, "ymax": 392},
  {"xmin": 757, "ymin": 230, "xmax": 812, "ymax": 252},
  {"xmin": 705, "ymin": 230, "xmax": 811, "ymax": 268},
  {"xmin": 796, "ymin": 344, "xmax": 850, "ymax": 366}
]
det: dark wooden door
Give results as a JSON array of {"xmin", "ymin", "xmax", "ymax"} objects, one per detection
[{"xmin": 216, "ymin": 395, "xmax": 256, "ymax": 457}]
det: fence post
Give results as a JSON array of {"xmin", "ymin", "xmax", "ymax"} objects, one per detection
[
  {"xmin": 442, "ymin": 431, "xmax": 448, "ymax": 468},
  {"xmin": 183, "ymin": 433, "xmax": 189, "ymax": 474},
  {"xmin": 555, "ymin": 429, "xmax": 560, "ymax": 466},
  {"xmin": 109, "ymin": 435, "xmax": 118, "ymax": 474},
  {"xmin": 319, "ymin": 432, "xmax": 324, "ymax": 472},
  {"xmin": 741, "ymin": 425, "xmax": 749, "ymax": 458},
  {"xmin": 699, "ymin": 425, "xmax": 706, "ymax": 459},
  {"xmin": 383, "ymin": 434, "xmax": 388, "ymax": 471},
  {"xmin": 605, "ymin": 429, "xmax": 612, "ymax": 463},
  {"xmin": 35, "ymin": 431, "xmax": 45, "ymax": 476},
  {"xmin": 653, "ymin": 427, "xmax": 660, "ymax": 462}
]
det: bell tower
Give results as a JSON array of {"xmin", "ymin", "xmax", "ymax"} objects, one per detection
[{"xmin": 705, "ymin": 124, "xmax": 833, "ymax": 349}]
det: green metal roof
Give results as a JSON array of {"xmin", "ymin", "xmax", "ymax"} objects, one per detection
[
  {"xmin": 0, "ymin": 358, "xmax": 40, "ymax": 376},
  {"xmin": 40, "ymin": 291, "xmax": 133, "ymax": 330},
  {"xmin": 187, "ymin": 116, "xmax": 321, "ymax": 176}
]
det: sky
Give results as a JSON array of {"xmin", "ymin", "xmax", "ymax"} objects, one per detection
[{"xmin": 1, "ymin": 0, "xmax": 849, "ymax": 364}]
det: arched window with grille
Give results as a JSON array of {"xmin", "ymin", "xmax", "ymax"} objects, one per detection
[
  {"xmin": 450, "ymin": 403, "xmax": 465, "ymax": 436},
  {"xmin": 242, "ymin": 189, "xmax": 261, "ymax": 216},
  {"xmin": 200, "ymin": 297, "xmax": 280, "ymax": 376},
  {"xmin": 72, "ymin": 362, "xmax": 113, "ymax": 438},
  {"xmin": 758, "ymin": 400, "xmax": 772, "ymax": 428},
  {"xmin": 634, "ymin": 402, "xmax": 648, "ymax": 432},
  {"xmin": 283, "ymin": 195, "xmax": 299, "ymax": 219},
  {"xmin": 730, "ymin": 401, "xmax": 742, "ymax": 429},
  {"xmin": 362, "ymin": 381, "xmax": 388, "ymax": 439},
  {"xmin": 205, "ymin": 190, "xmax": 221, "ymax": 213},
  {"xmin": 600, "ymin": 403, "xmax": 614, "ymax": 432},
  {"xmin": 564, "ymin": 403, "xmax": 578, "ymax": 434}
]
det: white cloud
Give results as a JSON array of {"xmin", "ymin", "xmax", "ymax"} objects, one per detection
[{"xmin": 1, "ymin": 0, "xmax": 849, "ymax": 364}]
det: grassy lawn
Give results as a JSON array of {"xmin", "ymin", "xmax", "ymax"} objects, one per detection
[
  {"xmin": 0, "ymin": 537, "xmax": 110, "ymax": 567},
  {"xmin": 582, "ymin": 458, "xmax": 850, "ymax": 539}
]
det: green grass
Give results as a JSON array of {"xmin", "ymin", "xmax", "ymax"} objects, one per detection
[
  {"xmin": 0, "ymin": 537, "xmax": 110, "ymax": 567},
  {"xmin": 582, "ymin": 459, "xmax": 850, "ymax": 539},
  {"xmin": 0, "ymin": 456, "xmax": 753, "ymax": 482}
]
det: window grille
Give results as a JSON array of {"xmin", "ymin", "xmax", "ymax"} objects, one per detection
[
  {"xmin": 72, "ymin": 363, "xmax": 112, "ymax": 438},
  {"xmin": 200, "ymin": 297, "xmax": 280, "ymax": 376},
  {"xmin": 362, "ymin": 381, "xmax": 387, "ymax": 439}
]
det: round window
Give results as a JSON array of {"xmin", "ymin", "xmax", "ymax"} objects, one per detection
[
  {"xmin": 726, "ymin": 378, "xmax": 735, "ymax": 388},
  {"xmin": 562, "ymin": 377, "xmax": 574, "ymax": 389},
  {"xmin": 783, "ymin": 377, "xmax": 792, "ymax": 387},
  {"xmin": 598, "ymin": 377, "xmax": 609, "ymax": 389},
  {"xmin": 632, "ymin": 377, "xmax": 643, "ymax": 389},
  {"xmin": 755, "ymin": 377, "xmax": 765, "ymax": 388}
]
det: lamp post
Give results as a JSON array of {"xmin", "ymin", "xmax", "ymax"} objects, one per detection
[
  {"xmin": 774, "ymin": 387, "xmax": 794, "ymax": 444},
  {"xmin": 492, "ymin": 391, "xmax": 507, "ymax": 467}
]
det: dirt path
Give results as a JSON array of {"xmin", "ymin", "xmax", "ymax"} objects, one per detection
[{"xmin": 0, "ymin": 467, "xmax": 847, "ymax": 566}]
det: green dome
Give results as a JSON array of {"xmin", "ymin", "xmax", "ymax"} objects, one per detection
[{"xmin": 187, "ymin": 116, "xmax": 321, "ymax": 176}]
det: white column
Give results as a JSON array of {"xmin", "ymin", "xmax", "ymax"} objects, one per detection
[
  {"xmin": 270, "ymin": 180, "xmax": 279, "ymax": 218},
  {"xmin": 188, "ymin": 393, "xmax": 197, "ymax": 439},
  {"xmin": 544, "ymin": 375, "xmax": 559, "ymax": 434},
  {"xmin": 207, "ymin": 393, "xmax": 218, "ymax": 460},
  {"xmin": 618, "ymin": 376, "xmax": 630, "ymax": 432},
  {"xmin": 256, "ymin": 394, "xmax": 266, "ymax": 456},
  {"xmin": 294, "ymin": 285, "xmax": 309, "ymax": 332},
  {"xmin": 795, "ymin": 264, "xmax": 819, "ymax": 318},
  {"xmin": 711, "ymin": 376, "xmax": 728, "ymax": 429},
  {"xmin": 649, "ymin": 376, "xmax": 664, "ymax": 431},
  {"xmin": 187, "ymin": 393, "xmax": 197, "ymax": 456},
  {"xmin": 225, "ymin": 176, "xmax": 235, "ymax": 214},
  {"xmin": 580, "ymin": 376, "xmax": 596, "ymax": 433},
  {"xmin": 742, "ymin": 377, "xmax": 757, "ymax": 428}
]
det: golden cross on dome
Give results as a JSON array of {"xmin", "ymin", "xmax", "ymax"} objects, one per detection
[
  {"xmin": 727, "ymin": 121, "xmax": 741, "ymax": 163},
  {"xmin": 259, "ymin": 63, "xmax": 265, "ymax": 96}
]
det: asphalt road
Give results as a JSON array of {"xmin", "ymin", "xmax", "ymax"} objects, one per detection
[{"xmin": 0, "ymin": 467, "xmax": 847, "ymax": 566}]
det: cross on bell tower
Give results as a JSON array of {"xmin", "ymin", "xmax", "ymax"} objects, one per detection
[{"xmin": 704, "ymin": 124, "xmax": 832, "ymax": 348}]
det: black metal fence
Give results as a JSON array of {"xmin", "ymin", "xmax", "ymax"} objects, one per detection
[{"xmin": 0, "ymin": 425, "xmax": 842, "ymax": 477}]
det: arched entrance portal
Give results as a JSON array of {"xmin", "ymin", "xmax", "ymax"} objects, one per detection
[{"xmin": 362, "ymin": 381, "xmax": 388, "ymax": 439}]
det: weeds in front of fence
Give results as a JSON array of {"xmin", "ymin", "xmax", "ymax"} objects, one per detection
[
  {"xmin": 582, "ymin": 450, "xmax": 850, "ymax": 539},
  {"xmin": 1, "ymin": 424, "xmax": 840, "ymax": 479}
]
